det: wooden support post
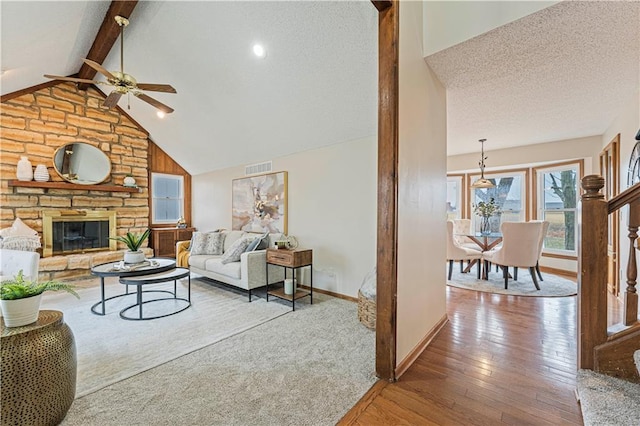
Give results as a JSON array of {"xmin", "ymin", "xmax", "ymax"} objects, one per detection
[
  {"xmin": 578, "ymin": 175, "xmax": 609, "ymax": 369},
  {"xmin": 625, "ymin": 200, "xmax": 640, "ymax": 326}
]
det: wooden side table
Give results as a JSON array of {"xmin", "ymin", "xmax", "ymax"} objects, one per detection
[
  {"xmin": 265, "ymin": 248, "xmax": 313, "ymax": 311},
  {"xmin": 1, "ymin": 310, "xmax": 76, "ymax": 426}
]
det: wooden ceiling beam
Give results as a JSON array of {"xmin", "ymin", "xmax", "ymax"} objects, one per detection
[{"xmin": 77, "ymin": 0, "xmax": 138, "ymax": 90}]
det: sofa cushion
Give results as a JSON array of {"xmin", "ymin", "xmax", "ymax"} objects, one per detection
[
  {"xmin": 190, "ymin": 232, "xmax": 225, "ymax": 255},
  {"xmin": 245, "ymin": 232, "xmax": 269, "ymax": 252},
  {"xmin": 223, "ymin": 230, "xmax": 245, "ymax": 252},
  {"xmin": 205, "ymin": 258, "xmax": 241, "ymax": 279},
  {"xmin": 221, "ymin": 237, "xmax": 252, "ymax": 264},
  {"xmin": 188, "ymin": 254, "xmax": 222, "ymax": 270}
]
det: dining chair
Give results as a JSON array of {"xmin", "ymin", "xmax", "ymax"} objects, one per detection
[
  {"xmin": 446, "ymin": 220, "xmax": 482, "ymax": 280},
  {"xmin": 452, "ymin": 218, "xmax": 479, "ymax": 271},
  {"xmin": 481, "ymin": 221, "xmax": 545, "ymax": 289},
  {"xmin": 529, "ymin": 220, "xmax": 550, "ymax": 281}
]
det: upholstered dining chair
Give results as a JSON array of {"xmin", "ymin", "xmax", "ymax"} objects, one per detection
[
  {"xmin": 529, "ymin": 220, "xmax": 550, "ymax": 281},
  {"xmin": 446, "ymin": 220, "xmax": 482, "ymax": 280},
  {"xmin": 452, "ymin": 218, "xmax": 479, "ymax": 271},
  {"xmin": 481, "ymin": 221, "xmax": 545, "ymax": 290},
  {"xmin": 0, "ymin": 248, "xmax": 40, "ymax": 281}
]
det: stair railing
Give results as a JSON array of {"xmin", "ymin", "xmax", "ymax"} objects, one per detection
[{"xmin": 579, "ymin": 175, "xmax": 640, "ymax": 370}]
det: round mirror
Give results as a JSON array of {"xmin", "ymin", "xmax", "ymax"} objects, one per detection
[{"xmin": 53, "ymin": 143, "xmax": 111, "ymax": 185}]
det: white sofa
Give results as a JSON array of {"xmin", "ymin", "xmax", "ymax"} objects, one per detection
[{"xmin": 176, "ymin": 230, "xmax": 284, "ymax": 301}]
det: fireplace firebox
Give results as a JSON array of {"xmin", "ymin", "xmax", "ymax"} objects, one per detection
[{"xmin": 42, "ymin": 210, "xmax": 116, "ymax": 257}]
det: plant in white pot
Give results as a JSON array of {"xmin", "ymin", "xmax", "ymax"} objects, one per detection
[
  {"xmin": 1, "ymin": 270, "xmax": 79, "ymax": 327},
  {"xmin": 111, "ymin": 229, "xmax": 151, "ymax": 264}
]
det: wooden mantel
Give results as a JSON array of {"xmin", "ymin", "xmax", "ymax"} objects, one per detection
[{"xmin": 8, "ymin": 180, "xmax": 140, "ymax": 193}]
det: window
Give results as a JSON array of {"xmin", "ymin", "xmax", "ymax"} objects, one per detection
[
  {"xmin": 536, "ymin": 163, "xmax": 580, "ymax": 255},
  {"xmin": 446, "ymin": 175, "xmax": 463, "ymax": 220},
  {"xmin": 151, "ymin": 173, "xmax": 184, "ymax": 224},
  {"xmin": 470, "ymin": 171, "xmax": 526, "ymax": 233}
]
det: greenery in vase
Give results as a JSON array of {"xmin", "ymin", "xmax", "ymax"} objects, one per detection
[
  {"xmin": 473, "ymin": 197, "xmax": 500, "ymax": 218},
  {"xmin": 1, "ymin": 270, "xmax": 79, "ymax": 300},
  {"xmin": 110, "ymin": 229, "xmax": 151, "ymax": 252}
]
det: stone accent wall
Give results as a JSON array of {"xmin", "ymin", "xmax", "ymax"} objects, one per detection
[{"xmin": 1, "ymin": 82, "xmax": 151, "ymax": 279}]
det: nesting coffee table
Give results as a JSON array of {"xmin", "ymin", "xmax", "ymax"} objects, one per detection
[{"xmin": 90, "ymin": 258, "xmax": 190, "ymax": 319}]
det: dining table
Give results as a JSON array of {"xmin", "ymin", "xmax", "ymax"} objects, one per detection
[{"xmin": 459, "ymin": 232, "xmax": 503, "ymax": 279}]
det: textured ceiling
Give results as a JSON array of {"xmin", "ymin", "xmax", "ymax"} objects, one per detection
[
  {"xmin": 427, "ymin": 1, "xmax": 640, "ymax": 156},
  {"xmin": 1, "ymin": 1, "xmax": 378, "ymax": 176}
]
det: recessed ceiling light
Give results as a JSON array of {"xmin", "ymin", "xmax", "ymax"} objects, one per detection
[
  {"xmin": 156, "ymin": 110, "xmax": 165, "ymax": 119},
  {"xmin": 253, "ymin": 44, "xmax": 266, "ymax": 58}
]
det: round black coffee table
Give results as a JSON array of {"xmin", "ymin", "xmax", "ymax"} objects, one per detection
[
  {"xmin": 118, "ymin": 268, "xmax": 191, "ymax": 320},
  {"xmin": 90, "ymin": 258, "xmax": 175, "ymax": 316}
]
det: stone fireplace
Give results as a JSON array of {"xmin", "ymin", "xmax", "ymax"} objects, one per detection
[{"xmin": 42, "ymin": 210, "xmax": 116, "ymax": 257}]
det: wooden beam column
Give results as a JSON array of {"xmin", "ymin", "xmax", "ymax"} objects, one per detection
[{"xmin": 373, "ymin": 0, "xmax": 399, "ymax": 382}]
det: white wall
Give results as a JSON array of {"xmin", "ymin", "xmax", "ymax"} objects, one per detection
[
  {"xmin": 423, "ymin": 1, "xmax": 558, "ymax": 56},
  {"xmin": 192, "ymin": 136, "xmax": 377, "ymax": 298},
  {"xmin": 603, "ymin": 93, "xmax": 640, "ymax": 294},
  {"xmin": 396, "ymin": 1, "xmax": 448, "ymax": 368}
]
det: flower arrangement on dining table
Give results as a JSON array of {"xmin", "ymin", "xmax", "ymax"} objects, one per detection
[
  {"xmin": 473, "ymin": 198, "xmax": 501, "ymax": 235},
  {"xmin": 473, "ymin": 197, "xmax": 500, "ymax": 218}
]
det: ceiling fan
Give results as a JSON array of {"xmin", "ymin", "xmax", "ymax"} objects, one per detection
[{"xmin": 44, "ymin": 15, "xmax": 176, "ymax": 114}]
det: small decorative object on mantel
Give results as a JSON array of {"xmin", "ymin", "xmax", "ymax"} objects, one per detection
[
  {"xmin": 123, "ymin": 174, "xmax": 137, "ymax": 188},
  {"xmin": 473, "ymin": 197, "xmax": 500, "ymax": 236},
  {"xmin": 33, "ymin": 164, "xmax": 50, "ymax": 182},
  {"xmin": 16, "ymin": 156, "xmax": 33, "ymax": 181},
  {"xmin": 176, "ymin": 217, "xmax": 187, "ymax": 229}
]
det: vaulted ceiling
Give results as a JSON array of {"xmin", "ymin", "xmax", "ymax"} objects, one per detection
[{"xmin": 2, "ymin": 1, "xmax": 639, "ymax": 174}]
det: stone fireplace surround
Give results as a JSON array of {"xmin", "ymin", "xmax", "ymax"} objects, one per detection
[{"xmin": 1, "ymin": 82, "xmax": 153, "ymax": 280}]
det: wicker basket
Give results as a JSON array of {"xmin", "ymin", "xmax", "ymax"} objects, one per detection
[{"xmin": 357, "ymin": 290, "xmax": 376, "ymax": 329}]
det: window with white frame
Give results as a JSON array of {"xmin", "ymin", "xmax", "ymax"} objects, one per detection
[
  {"xmin": 536, "ymin": 163, "xmax": 579, "ymax": 255},
  {"xmin": 470, "ymin": 171, "xmax": 526, "ymax": 233},
  {"xmin": 447, "ymin": 175, "xmax": 463, "ymax": 220},
  {"xmin": 151, "ymin": 173, "xmax": 184, "ymax": 224}
]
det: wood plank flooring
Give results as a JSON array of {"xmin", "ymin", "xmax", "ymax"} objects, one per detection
[{"xmin": 340, "ymin": 286, "xmax": 584, "ymax": 425}]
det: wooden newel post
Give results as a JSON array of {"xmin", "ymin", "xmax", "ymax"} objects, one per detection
[
  {"xmin": 625, "ymin": 200, "xmax": 640, "ymax": 326},
  {"xmin": 578, "ymin": 175, "xmax": 609, "ymax": 369}
]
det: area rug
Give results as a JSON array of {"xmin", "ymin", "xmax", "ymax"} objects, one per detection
[
  {"xmin": 447, "ymin": 267, "xmax": 577, "ymax": 297},
  {"xmin": 40, "ymin": 276, "xmax": 290, "ymax": 397},
  {"xmin": 59, "ymin": 293, "xmax": 376, "ymax": 426},
  {"xmin": 577, "ymin": 369, "xmax": 640, "ymax": 425}
]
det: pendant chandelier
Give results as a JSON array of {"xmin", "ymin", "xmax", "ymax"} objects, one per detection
[{"xmin": 470, "ymin": 138, "xmax": 495, "ymax": 189}]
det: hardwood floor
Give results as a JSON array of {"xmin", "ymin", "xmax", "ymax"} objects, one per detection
[{"xmin": 340, "ymin": 286, "xmax": 584, "ymax": 425}]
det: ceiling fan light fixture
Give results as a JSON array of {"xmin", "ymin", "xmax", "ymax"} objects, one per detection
[
  {"xmin": 253, "ymin": 44, "xmax": 266, "ymax": 58},
  {"xmin": 156, "ymin": 110, "xmax": 166, "ymax": 119}
]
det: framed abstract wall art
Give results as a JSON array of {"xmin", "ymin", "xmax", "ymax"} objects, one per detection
[{"xmin": 232, "ymin": 171, "xmax": 287, "ymax": 234}]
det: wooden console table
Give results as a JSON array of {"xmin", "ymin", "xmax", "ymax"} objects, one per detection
[{"xmin": 265, "ymin": 248, "xmax": 313, "ymax": 311}]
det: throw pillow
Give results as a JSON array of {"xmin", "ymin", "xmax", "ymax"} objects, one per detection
[
  {"xmin": 190, "ymin": 232, "xmax": 225, "ymax": 255},
  {"xmin": 244, "ymin": 232, "xmax": 269, "ymax": 252},
  {"xmin": 220, "ymin": 237, "xmax": 252, "ymax": 264}
]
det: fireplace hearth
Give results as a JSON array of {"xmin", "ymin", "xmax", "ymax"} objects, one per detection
[{"xmin": 42, "ymin": 210, "xmax": 116, "ymax": 257}]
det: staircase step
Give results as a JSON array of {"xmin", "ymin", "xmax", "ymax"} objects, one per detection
[{"xmin": 577, "ymin": 369, "xmax": 640, "ymax": 425}]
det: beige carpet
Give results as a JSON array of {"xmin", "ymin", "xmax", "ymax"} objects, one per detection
[
  {"xmin": 58, "ymin": 292, "xmax": 376, "ymax": 426},
  {"xmin": 41, "ymin": 276, "xmax": 290, "ymax": 397}
]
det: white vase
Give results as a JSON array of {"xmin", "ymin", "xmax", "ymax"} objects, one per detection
[
  {"xmin": 0, "ymin": 293, "xmax": 42, "ymax": 327},
  {"xmin": 33, "ymin": 164, "xmax": 50, "ymax": 182},
  {"xmin": 124, "ymin": 250, "xmax": 145, "ymax": 264},
  {"xmin": 16, "ymin": 156, "xmax": 33, "ymax": 181}
]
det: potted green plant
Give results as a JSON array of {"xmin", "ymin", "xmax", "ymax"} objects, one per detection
[
  {"xmin": 110, "ymin": 229, "xmax": 151, "ymax": 264},
  {"xmin": 1, "ymin": 270, "xmax": 79, "ymax": 327}
]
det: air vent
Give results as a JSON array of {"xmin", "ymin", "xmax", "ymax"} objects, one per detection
[{"xmin": 245, "ymin": 161, "xmax": 272, "ymax": 176}]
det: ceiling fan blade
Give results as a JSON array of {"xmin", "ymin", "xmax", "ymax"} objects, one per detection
[
  {"xmin": 136, "ymin": 83, "xmax": 177, "ymax": 94},
  {"xmin": 103, "ymin": 91, "xmax": 123, "ymax": 109},
  {"xmin": 134, "ymin": 93, "xmax": 174, "ymax": 114},
  {"xmin": 44, "ymin": 75, "xmax": 100, "ymax": 84},
  {"xmin": 83, "ymin": 59, "xmax": 116, "ymax": 80}
]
